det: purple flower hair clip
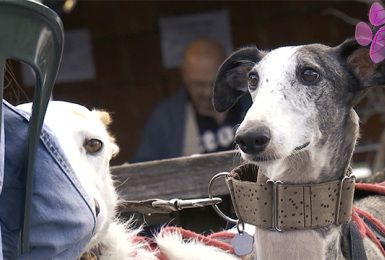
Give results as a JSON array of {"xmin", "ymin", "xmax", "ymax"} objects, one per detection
[{"xmin": 355, "ymin": 2, "xmax": 385, "ymax": 63}]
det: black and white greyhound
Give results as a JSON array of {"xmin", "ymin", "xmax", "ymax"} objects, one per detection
[{"xmin": 213, "ymin": 39, "xmax": 385, "ymax": 259}]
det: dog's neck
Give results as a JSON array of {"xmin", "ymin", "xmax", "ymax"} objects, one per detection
[{"xmin": 251, "ymin": 110, "xmax": 359, "ymax": 260}]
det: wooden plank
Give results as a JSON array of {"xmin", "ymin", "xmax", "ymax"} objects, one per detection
[{"xmin": 111, "ymin": 150, "xmax": 243, "ymax": 200}]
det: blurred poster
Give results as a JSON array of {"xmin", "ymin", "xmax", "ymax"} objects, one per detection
[
  {"xmin": 22, "ymin": 28, "xmax": 95, "ymax": 85},
  {"xmin": 159, "ymin": 9, "xmax": 233, "ymax": 69}
]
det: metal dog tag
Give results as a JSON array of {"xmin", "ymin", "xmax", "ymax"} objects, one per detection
[{"xmin": 230, "ymin": 232, "xmax": 254, "ymax": 256}]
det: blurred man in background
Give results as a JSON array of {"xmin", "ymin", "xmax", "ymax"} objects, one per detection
[{"xmin": 132, "ymin": 38, "xmax": 250, "ymax": 162}]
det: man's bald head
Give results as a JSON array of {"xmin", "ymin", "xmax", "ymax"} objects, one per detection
[
  {"xmin": 181, "ymin": 39, "xmax": 226, "ymax": 118},
  {"xmin": 182, "ymin": 39, "xmax": 226, "ymax": 70}
]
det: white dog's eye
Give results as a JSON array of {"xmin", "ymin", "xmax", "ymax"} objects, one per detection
[
  {"xmin": 301, "ymin": 68, "xmax": 320, "ymax": 84},
  {"xmin": 84, "ymin": 139, "xmax": 103, "ymax": 154},
  {"xmin": 248, "ymin": 72, "xmax": 259, "ymax": 90}
]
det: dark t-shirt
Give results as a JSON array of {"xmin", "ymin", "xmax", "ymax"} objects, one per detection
[{"xmin": 196, "ymin": 105, "xmax": 242, "ymax": 153}]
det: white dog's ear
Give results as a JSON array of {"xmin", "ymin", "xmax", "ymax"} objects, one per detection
[
  {"xmin": 336, "ymin": 39, "xmax": 385, "ymax": 90},
  {"xmin": 213, "ymin": 47, "xmax": 263, "ymax": 112},
  {"xmin": 97, "ymin": 110, "xmax": 112, "ymax": 126}
]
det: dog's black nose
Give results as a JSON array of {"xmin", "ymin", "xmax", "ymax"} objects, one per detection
[{"xmin": 235, "ymin": 126, "xmax": 271, "ymax": 154}]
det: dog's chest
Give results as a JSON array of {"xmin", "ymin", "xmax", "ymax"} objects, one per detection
[{"xmin": 253, "ymin": 227, "xmax": 341, "ymax": 260}]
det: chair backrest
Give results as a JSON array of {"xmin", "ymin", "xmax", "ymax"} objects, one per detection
[{"xmin": 0, "ymin": 0, "xmax": 64, "ymax": 253}]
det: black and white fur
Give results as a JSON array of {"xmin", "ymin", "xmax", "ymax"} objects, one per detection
[{"xmin": 213, "ymin": 40, "xmax": 385, "ymax": 260}]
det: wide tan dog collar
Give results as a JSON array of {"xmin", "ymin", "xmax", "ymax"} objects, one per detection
[{"xmin": 224, "ymin": 164, "xmax": 355, "ymax": 231}]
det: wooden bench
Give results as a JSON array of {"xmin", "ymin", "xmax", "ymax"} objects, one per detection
[
  {"xmin": 111, "ymin": 150, "xmax": 242, "ymax": 233},
  {"xmin": 111, "ymin": 150, "xmax": 242, "ymax": 200}
]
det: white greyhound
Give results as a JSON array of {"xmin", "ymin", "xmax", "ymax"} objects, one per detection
[{"xmin": 17, "ymin": 101, "xmax": 237, "ymax": 260}]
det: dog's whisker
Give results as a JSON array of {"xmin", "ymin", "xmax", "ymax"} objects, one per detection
[
  {"xmin": 114, "ymin": 176, "xmax": 130, "ymax": 189},
  {"xmin": 233, "ymin": 124, "xmax": 240, "ymax": 132}
]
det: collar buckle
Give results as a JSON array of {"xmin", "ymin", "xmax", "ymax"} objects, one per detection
[
  {"xmin": 266, "ymin": 179, "xmax": 283, "ymax": 232},
  {"xmin": 335, "ymin": 175, "xmax": 356, "ymax": 224}
]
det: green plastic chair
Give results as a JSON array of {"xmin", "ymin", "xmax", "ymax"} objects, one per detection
[{"xmin": 0, "ymin": 0, "xmax": 64, "ymax": 254}]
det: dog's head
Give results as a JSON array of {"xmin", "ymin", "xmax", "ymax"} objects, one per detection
[
  {"xmin": 17, "ymin": 101, "xmax": 119, "ymax": 249},
  {"xmin": 213, "ymin": 40, "xmax": 385, "ymax": 165}
]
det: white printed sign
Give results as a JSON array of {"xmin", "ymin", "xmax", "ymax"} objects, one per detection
[{"xmin": 159, "ymin": 9, "xmax": 233, "ymax": 69}]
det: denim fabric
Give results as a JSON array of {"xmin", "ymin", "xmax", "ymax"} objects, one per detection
[{"xmin": 0, "ymin": 101, "xmax": 95, "ymax": 259}]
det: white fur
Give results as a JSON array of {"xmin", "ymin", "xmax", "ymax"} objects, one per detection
[
  {"xmin": 17, "ymin": 102, "xmax": 157, "ymax": 259},
  {"xmin": 98, "ymin": 221, "xmax": 156, "ymax": 260},
  {"xmin": 17, "ymin": 101, "xmax": 236, "ymax": 259},
  {"xmin": 253, "ymin": 227, "xmax": 343, "ymax": 260},
  {"xmin": 155, "ymin": 231, "xmax": 238, "ymax": 260}
]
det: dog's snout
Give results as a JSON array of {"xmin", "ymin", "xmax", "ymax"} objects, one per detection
[{"xmin": 235, "ymin": 126, "xmax": 271, "ymax": 154}]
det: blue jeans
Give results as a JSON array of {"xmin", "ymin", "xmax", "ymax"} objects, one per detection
[{"xmin": 0, "ymin": 101, "xmax": 95, "ymax": 259}]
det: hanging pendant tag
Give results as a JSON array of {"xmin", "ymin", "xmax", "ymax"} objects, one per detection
[{"xmin": 230, "ymin": 232, "xmax": 254, "ymax": 256}]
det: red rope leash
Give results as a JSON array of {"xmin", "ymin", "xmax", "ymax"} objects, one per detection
[
  {"xmin": 354, "ymin": 207, "xmax": 385, "ymax": 257},
  {"xmin": 355, "ymin": 182, "xmax": 385, "ymax": 196},
  {"xmin": 131, "ymin": 236, "xmax": 164, "ymax": 259},
  {"xmin": 353, "ymin": 182, "xmax": 385, "ymax": 257},
  {"xmin": 207, "ymin": 230, "xmax": 236, "ymax": 240},
  {"xmin": 351, "ymin": 210, "xmax": 366, "ymax": 238}
]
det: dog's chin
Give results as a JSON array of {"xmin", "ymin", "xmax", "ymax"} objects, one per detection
[
  {"xmin": 240, "ymin": 142, "xmax": 310, "ymax": 164},
  {"xmin": 241, "ymin": 152, "xmax": 281, "ymax": 164}
]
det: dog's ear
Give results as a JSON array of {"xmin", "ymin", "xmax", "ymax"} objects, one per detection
[
  {"xmin": 213, "ymin": 47, "xmax": 263, "ymax": 112},
  {"xmin": 336, "ymin": 39, "xmax": 385, "ymax": 90}
]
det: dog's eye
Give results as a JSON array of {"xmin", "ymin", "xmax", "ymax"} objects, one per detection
[
  {"xmin": 84, "ymin": 139, "xmax": 103, "ymax": 154},
  {"xmin": 248, "ymin": 72, "xmax": 259, "ymax": 90},
  {"xmin": 301, "ymin": 68, "xmax": 320, "ymax": 83}
]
